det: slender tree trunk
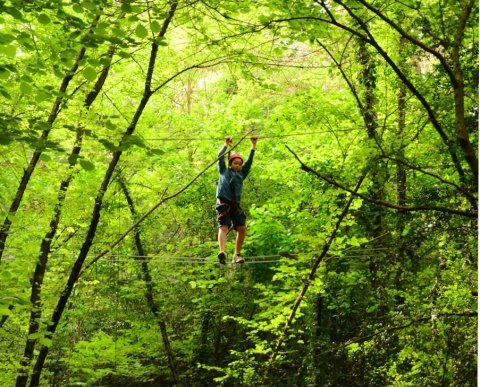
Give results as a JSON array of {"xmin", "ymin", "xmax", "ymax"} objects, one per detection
[
  {"xmin": 395, "ymin": 36, "xmax": 408, "ymax": 230},
  {"xmin": 0, "ymin": 13, "xmax": 105, "ymax": 264},
  {"xmin": 28, "ymin": 3, "xmax": 179, "ymax": 385},
  {"xmin": 118, "ymin": 176, "xmax": 180, "ymax": 385},
  {"xmin": 356, "ymin": 39, "xmax": 384, "ymax": 244},
  {"xmin": 0, "ymin": 46, "xmax": 86, "ymax": 265},
  {"xmin": 330, "ymin": 0, "xmax": 467, "ymax": 183},
  {"xmin": 268, "ymin": 158, "xmax": 366, "ymax": 364},
  {"xmin": 451, "ymin": 0, "xmax": 477, "ymax": 186},
  {"xmin": 15, "ymin": 46, "xmax": 115, "ymax": 387},
  {"xmin": 392, "ymin": 34, "xmax": 410, "ymax": 321}
]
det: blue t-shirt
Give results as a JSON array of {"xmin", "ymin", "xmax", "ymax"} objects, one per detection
[{"xmin": 216, "ymin": 145, "xmax": 255, "ymax": 203}]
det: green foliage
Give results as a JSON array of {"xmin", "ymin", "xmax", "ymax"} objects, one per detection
[{"xmin": 0, "ymin": 0, "xmax": 477, "ymax": 386}]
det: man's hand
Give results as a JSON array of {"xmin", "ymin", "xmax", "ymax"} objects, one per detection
[
  {"xmin": 225, "ymin": 136, "xmax": 233, "ymax": 147},
  {"xmin": 250, "ymin": 136, "xmax": 258, "ymax": 149}
]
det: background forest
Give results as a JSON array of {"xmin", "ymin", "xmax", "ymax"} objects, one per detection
[{"xmin": 0, "ymin": 0, "xmax": 477, "ymax": 386}]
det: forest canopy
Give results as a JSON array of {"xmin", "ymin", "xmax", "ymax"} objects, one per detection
[{"xmin": 0, "ymin": 0, "xmax": 477, "ymax": 386}]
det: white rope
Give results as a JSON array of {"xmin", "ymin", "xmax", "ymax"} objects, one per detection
[{"xmin": 2, "ymin": 248, "xmax": 391, "ymax": 263}]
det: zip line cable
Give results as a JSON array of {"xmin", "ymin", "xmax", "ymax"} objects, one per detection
[{"xmin": 139, "ymin": 128, "xmax": 363, "ymax": 141}]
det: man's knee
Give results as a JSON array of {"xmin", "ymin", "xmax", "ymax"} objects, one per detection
[
  {"xmin": 236, "ymin": 225, "xmax": 247, "ymax": 235},
  {"xmin": 219, "ymin": 225, "xmax": 229, "ymax": 233}
]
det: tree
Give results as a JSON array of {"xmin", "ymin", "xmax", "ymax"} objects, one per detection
[{"xmin": 0, "ymin": 0, "xmax": 476, "ymax": 385}]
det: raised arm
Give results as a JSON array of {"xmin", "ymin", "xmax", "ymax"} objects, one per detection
[
  {"xmin": 217, "ymin": 136, "xmax": 232, "ymax": 173},
  {"xmin": 241, "ymin": 136, "xmax": 258, "ymax": 178}
]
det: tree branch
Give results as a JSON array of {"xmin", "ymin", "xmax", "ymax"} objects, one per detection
[
  {"xmin": 269, "ymin": 171, "xmax": 367, "ymax": 364},
  {"xmin": 350, "ymin": 0, "xmax": 455, "ymax": 83},
  {"xmin": 286, "ymin": 146, "xmax": 477, "ymax": 218},
  {"xmin": 379, "ymin": 155, "xmax": 477, "ymax": 209},
  {"xmin": 318, "ymin": 312, "xmax": 477, "ymax": 356}
]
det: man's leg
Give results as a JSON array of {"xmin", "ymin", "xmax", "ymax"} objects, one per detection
[
  {"xmin": 218, "ymin": 225, "xmax": 229, "ymax": 253},
  {"xmin": 234, "ymin": 225, "xmax": 246, "ymax": 257}
]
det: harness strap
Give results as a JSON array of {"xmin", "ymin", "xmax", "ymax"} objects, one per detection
[
  {"xmin": 216, "ymin": 199, "xmax": 244, "ymax": 218},
  {"xmin": 216, "ymin": 200, "xmax": 230, "ymax": 220},
  {"xmin": 229, "ymin": 173, "xmax": 238, "ymax": 205}
]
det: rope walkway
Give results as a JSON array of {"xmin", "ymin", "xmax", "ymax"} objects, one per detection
[
  {"xmin": 2, "ymin": 247, "xmax": 391, "ymax": 265},
  {"xmin": 18, "ymin": 247, "xmax": 391, "ymax": 265}
]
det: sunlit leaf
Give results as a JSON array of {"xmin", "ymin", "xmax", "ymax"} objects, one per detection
[
  {"xmin": 0, "ymin": 68, "xmax": 10, "ymax": 79},
  {"xmin": 135, "ymin": 24, "xmax": 148, "ymax": 39},
  {"xmin": 20, "ymin": 82, "xmax": 32, "ymax": 94},
  {"xmin": 82, "ymin": 67, "xmax": 97, "ymax": 81},
  {"xmin": 37, "ymin": 13, "xmax": 51, "ymax": 25},
  {"xmin": 3, "ymin": 44, "xmax": 16, "ymax": 57},
  {"xmin": 79, "ymin": 159, "xmax": 95, "ymax": 171},
  {"xmin": 39, "ymin": 337, "xmax": 53, "ymax": 347},
  {"xmin": 72, "ymin": 4, "xmax": 83, "ymax": 13},
  {"xmin": 150, "ymin": 21, "xmax": 161, "ymax": 33}
]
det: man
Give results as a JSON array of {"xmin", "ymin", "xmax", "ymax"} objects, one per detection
[{"xmin": 215, "ymin": 135, "xmax": 258, "ymax": 264}]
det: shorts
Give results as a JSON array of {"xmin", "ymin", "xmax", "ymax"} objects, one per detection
[{"xmin": 216, "ymin": 200, "xmax": 246, "ymax": 230}]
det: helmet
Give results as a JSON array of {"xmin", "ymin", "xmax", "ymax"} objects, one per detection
[{"xmin": 228, "ymin": 153, "xmax": 243, "ymax": 164}]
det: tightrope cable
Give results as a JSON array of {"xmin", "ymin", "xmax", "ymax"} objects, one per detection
[{"xmin": 140, "ymin": 128, "xmax": 363, "ymax": 141}]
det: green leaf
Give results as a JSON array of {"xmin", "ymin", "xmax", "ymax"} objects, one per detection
[
  {"xmin": 104, "ymin": 120, "xmax": 116, "ymax": 130},
  {"xmin": 20, "ymin": 82, "xmax": 33, "ymax": 94},
  {"xmin": 0, "ymin": 136, "xmax": 12, "ymax": 145},
  {"xmin": 87, "ymin": 58, "xmax": 101, "ymax": 67},
  {"xmin": 79, "ymin": 159, "xmax": 95, "ymax": 171},
  {"xmin": 99, "ymin": 139, "xmax": 117, "ymax": 151},
  {"xmin": 117, "ymin": 51, "xmax": 131, "ymax": 59},
  {"xmin": 82, "ymin": 67, "xmax": 97, "ymax": 81},
  {"xmin": 135, "ymin": 24, "xmax": 148, "ymax": 39},
  {"xmin": 0, "ymin": 68, "xmax": 10, "ymax": 80},
  {"xmin": 0, "ymin": 87, "xmax": 12, "ymax": 99},
  {"xmin": 35, "ymin": 90, "xmax": 50, "ymax": 103},
  {"xmin": 72, "ymin": 4, "xmax": 83, "ymax": 13},
  {"xmin": 0, "ymin": 306, "xmax": 12, "ymax": 316},
  {"xmin": 39, "ymin": 337, "xmax": 53, "ymax": 347},
  {"xmin": 82, "ymin": 1, "xmax": 96, "ymax": 11},
  {"xmin": 155, "ymin": 37, "xmax": 168, "ymax": 46},
  {"xmin": 121, "ymin": 3, "xmax": 132, "ymax": 12},
  {"xmin": 258, "ymin": 15, "xmax": 270, "ymax": 24},
  {"xmin": 37, "ymin": 13, "xmax": 51, "ymax": 25},
  {"xmin": 150, "ymin": 21, "xmax": 161, "ymax": 33},
  {"xmin": 148, "ymin": 148, "xmax": 165, "ymax": 155},
  {"xmin": 123, "ymin": 135, "xmax": 146, "ymax": 148},
  {"xmin": 0, "ymin": 32, "xmax": 15, "ymax": 44},
  {"xmin": 6, "ymin": 7, "xmax": 23, "ymax": 20},
  {"xmin": 28, "ymin": 332, "xmax": 41, "ymax": 340},
  {"xmin": 367, "ymin": 304, "xmax": 379, "ymax": 313},
  {"xmin": 68, "ymin": 154, "xmax": 79, "ymax": 164},
  {"xmin": 3, "ymin": 44, "xmax": 16, "ymax": 57},
  {"xmin": 40, "ymin": 153, "xmax": 52, "ymax": 162}
]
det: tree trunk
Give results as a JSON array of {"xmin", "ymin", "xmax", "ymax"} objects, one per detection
[
  {"xmin": 451, "ymin": 0, "xmax": 477, "ymax": 186},
  {"xmin": 0, "ymin": 45, "xmax": 87, "ymax": 265},
  {"xmin": 15, "ymin": 46, "xmax": 115, "ymax": 387},
  {"xmin": 28, "ymin": 4, "xmax": 179, "ymax": 385},
  {"xmin": 118, "ymin": 176, "xmax": 180, "ymax": 385},
  {"xmin": 357, "ymin": 39, "xmax": 384, "ymax": 243}
]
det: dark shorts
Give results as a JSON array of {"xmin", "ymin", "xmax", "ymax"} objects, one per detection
[{"xmin": 216, "ymin": 200, "xmax": 246, "ymax": 230}]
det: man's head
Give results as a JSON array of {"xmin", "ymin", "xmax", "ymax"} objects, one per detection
[{"xmin": 229, "ymin": 153, "xmax": 243, "ymax": 171}]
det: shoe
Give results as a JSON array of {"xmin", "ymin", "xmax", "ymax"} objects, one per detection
[
  {"xmin": 218, "ymin": 251, "xmax": 227, "ymax": 264},
  {"xmin": 232, "ymin": 254, "xmax": 244, "ymax": 264}
]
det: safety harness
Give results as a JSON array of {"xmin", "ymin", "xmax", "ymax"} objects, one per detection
[{"xmin": 216, "ymin": 171, "xmax": 245, "ymax": 222}]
